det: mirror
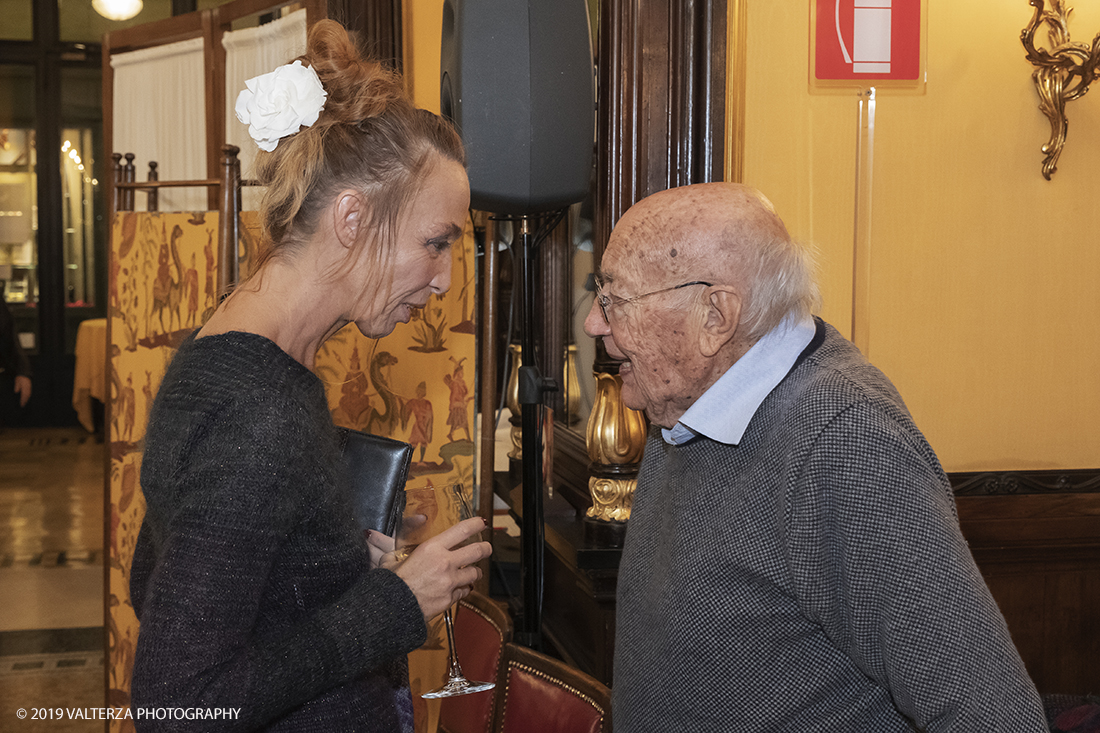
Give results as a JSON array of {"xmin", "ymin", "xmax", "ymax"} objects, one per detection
[{"xmin": 566, "ymin": 200, "xmax": 597, "ymax": 433}]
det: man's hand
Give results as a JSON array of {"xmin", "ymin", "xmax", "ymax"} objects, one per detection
[{"xmin": 13, "ymin": 375, "xmax": 30, "ymax": 407}]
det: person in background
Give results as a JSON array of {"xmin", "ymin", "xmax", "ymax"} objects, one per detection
[
  {"xmin": 585, "ymin": 182, "xmax": 1047, "ymax": 732},
  {"xmin": 129, "ymin": 20, "xmax": 490, "ymax": 732},
  {"xmin": 0, "ymin": 289, "xmax": 32, "ymax": 425}
]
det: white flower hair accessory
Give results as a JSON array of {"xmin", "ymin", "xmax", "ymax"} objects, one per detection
[{"xmin": 235, "ymin": 60, "xmax": 327, "ymax": 152}]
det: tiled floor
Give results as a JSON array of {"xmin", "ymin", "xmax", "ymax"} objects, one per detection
[
  {"xmin": 0, "ymin": 428, "xmax": 105, "ymax": 729},
  {"xmin": 0, "ymin": 428, "xmax": 103, "ymax": 566}
]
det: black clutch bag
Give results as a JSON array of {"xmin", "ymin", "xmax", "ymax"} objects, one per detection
[{"xmin": 337, "ymin": 427, "xmax": 412, "ymax": 538}]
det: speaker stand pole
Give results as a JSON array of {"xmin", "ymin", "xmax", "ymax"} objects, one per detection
[{"xmin": 515, "ymin": 215, "xmax": 555, "ymax": 650}]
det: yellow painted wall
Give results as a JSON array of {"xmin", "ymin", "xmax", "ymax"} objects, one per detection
[
  {"xmin": 400, "ymin": 5, "xmax": 455, "ymax": 730},
  {"xmin": 405, "ymin": 0, "xmax": 444, "ymax": 113},
  {"xmin": 744, "ymin": 0, "xmax": 1100, "ymax": 471}
]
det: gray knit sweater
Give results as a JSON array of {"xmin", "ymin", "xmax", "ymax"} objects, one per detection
[
  {"xmin": 612, "ymin": 321, "xmax": 1047, "ymax": 732},
  {"xmin": 130, "ymin": 331, "xmax": 426, "ymax": 732}
]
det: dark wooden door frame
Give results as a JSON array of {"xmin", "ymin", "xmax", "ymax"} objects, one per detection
[{"xmin": 552, "ymin": 0, "xmax": 740, "ymax": 504}]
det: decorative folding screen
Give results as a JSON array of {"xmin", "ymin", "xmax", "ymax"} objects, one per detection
[
  {"xmin": 106, "ymin": 204, "xmax": 478, "ymax": 732},
  {"xmin": 106, "ymin": 209, "xmax": 235, "ymax": 729},
  {"xmin": 305, "ymin": 226, "xmax": 481, "ymax": 731}
]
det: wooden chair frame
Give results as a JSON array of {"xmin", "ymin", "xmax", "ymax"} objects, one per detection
[
  {"xmin": 490, "ymin": 642, "xmax": 611, "ymax": 733},
  {"xmin": 110, "ymin": 145, "xmax": 247, "ymax": 299},
  {"xmin": 439, "ymin": 591, "xmax": 515, "ymax": 733},
  {"xmin": 454, "ymin": 591, "xmax": 514, "ymax": 649}
]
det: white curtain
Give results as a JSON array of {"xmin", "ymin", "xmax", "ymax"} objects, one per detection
[
  {"xmin": 111, "ymin": 37, "xmax": 207, "ymax": 212},
  {"xmin": 224, "ymin": 9, "xmax": 308, "ymax": 211}
]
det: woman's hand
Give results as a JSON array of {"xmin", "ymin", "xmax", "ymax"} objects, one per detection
[
  {"xmin": 393, "ymin": 516, "xmax": 492, "ymax": 621},
  {"xmin": 365, "ymin": 530, "xmax": 396, "ymax": 569}
]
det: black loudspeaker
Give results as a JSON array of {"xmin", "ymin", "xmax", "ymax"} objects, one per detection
[{"xmin": 440, "ymin": 0, "xmax": 594, "ymax": 215}]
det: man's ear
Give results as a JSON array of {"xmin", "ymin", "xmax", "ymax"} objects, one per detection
[
  {"xmin": 698, "ymin": 287, "xmax": 742, "ymax": 357},
  {"xmin": 333, "ymin": 190, "xmax": 366, "ymax": 248}
]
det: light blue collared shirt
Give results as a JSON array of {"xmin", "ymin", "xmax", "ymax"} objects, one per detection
[{"xmin": 661, "ymin": 315, "xmax": 817, "ymax": 446}]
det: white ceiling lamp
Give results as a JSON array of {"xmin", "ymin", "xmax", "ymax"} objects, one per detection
[{"xmin": 92, "ymin": 0, "xmax": 143, "ymax": 22}]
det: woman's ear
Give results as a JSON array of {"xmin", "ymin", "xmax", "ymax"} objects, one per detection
[
  {"xmin": 333, "ymin": 190, "xmax": 366, "ymax": 248},
  {"xmin": 698, "ymin": 287, "xmax": 742, "ymax": 357}
]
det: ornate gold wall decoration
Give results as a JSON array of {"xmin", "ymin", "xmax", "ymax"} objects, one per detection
[
  {"xmin": 584, "ymin": 371, "xmax": 647, "ymax": 522},
  {"xmin": 563, "ymin": 343, "xmax": 583, "ymax": 427},
  {"xmin": 1021, "ymin": 0, "xmax": 1100, "ymax": 179},
  {"xmin": 506, "ymin": 343, "xmax": 523, "ymax": 461},
  {"xmin": 587, "ymin": 476, "xmax": 636, "ymax": 523}
]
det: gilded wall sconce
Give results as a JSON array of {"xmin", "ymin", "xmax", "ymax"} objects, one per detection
[{"xmin": 1021, "ymin": 0, "xmax": 1100, "ymax": 179}]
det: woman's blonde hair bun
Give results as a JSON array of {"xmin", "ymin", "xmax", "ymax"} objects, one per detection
[{"xmin": 249, "ymin": 19, "xmax": 465, "ymax": 281}]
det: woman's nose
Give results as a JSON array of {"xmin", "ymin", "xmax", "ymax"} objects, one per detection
[{"xmin": 430, "ymin": 256, "xmax": 453, "ymax": 295}]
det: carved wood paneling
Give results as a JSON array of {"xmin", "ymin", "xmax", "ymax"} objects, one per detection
[
  {"xmin": 951, "ymin": 468, "xmax": 1100, "ymax": 496},
  {"xmin": 329, "ymin": 0, "xmax": 403, "ymax": 72},
  {"xmin": 553, "ymin": 0, "xmax": 728, "ymax": 507},
  {"xmin": 593, "ymin": 0, "xmax": 726, "ymax": 261},
  {"xmin": 956, "ymin": 488, "xmax": 1100, "ymax": 695}
]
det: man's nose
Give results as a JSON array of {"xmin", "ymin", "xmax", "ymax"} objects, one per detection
[{"xmin": 583, "ymin": 298, "xmax": 608, "ymax": 337}]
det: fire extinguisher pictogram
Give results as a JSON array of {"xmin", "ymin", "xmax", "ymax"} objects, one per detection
[{"xmin": 814, "ymin": 0, "xmax": 921, "ymax": 81}]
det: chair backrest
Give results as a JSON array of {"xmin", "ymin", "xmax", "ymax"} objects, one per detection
[
  {"xmin": 491, "ymin": 643, "xmax": 611, "ymax": 733},
  {"xmin": 439, "ymin": 592, "xmax": 514, "ymax": 733}
]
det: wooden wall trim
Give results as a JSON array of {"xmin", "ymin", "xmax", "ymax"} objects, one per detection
[
  {"xmin": 103, "ymin": 12, "xmax": 206, "ymax": 52},
  {"xmin": 953, "ymin": 481, "xmax": 1100, "ymax": 695},
  {"xmin": 950, "ymin": 469, "xmax": 1100, "ymax": 496},
  {"xmin": 594, "ymin": 0, "xmax": 727, "ymax": 261},
  {"xmin": 557, "ymin": 0, "xmax": 729, "ymax": 506},
  {"xmin": 203, "ymin": 10, "xmax": 222, "ymax": 211},
  {"xmin": 724, "ymin": 0, "xmax": 747, "ymax": 182},
  {"xmin": 327, "ymin": 0, "xmax": 402, "ymax": 71}
]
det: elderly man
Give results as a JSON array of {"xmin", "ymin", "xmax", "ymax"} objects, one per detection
[{"xmin": 584, "ymin": 183, "xmax": 1046, "ymax": 732}]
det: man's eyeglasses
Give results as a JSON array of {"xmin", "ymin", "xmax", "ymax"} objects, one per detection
[{"xmin": 593, "ymin": 275, "xmax": 713, "ymax": 324}]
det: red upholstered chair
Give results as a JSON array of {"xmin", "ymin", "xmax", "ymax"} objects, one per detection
[
  {"xmin": 438, "ymin": 592, "xmax": 514, "ymax": 733},
  {"xmin": 490, "ymin": 642, "xmax": 612, "ymax": 733}
]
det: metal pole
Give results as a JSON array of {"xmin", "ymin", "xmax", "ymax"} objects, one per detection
[{"xmin": 515, "ymin": 215, "xmax": 555, "ymax": 649}]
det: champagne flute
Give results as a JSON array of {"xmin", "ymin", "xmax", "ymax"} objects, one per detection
[
  {"xmin": 395, "ymin": 487, "xmax": 437, "ymax": 562},
  {"xmin": 420, "ymin": 483, "xmax": 494, "ymax": 699}
]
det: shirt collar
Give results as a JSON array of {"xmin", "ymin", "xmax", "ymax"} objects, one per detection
[{"xmin": 661, "ymin": 315, "xmax": 816, "ymax": 446}]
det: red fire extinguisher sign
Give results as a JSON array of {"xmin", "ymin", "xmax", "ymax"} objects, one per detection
[{"xmin": 814, "ymin": 0, "xmax": 922, "ymax": 81}]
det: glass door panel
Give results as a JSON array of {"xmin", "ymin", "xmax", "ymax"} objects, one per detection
[
  {"xmin": 0, "ymin": 128, "xmax": 37, "ymax": 305},
  {"xmin": 60, "ymin": 129, "xmax": 97, "ymax": 306},
  {"xmin": 61, "ymin": 66, "xmax": 105, "ymax": 355},
  {"xmin": 0, "ymin": 65, "xmax": 38, "ymax": 353},
  {"xmin": 0, "ymin": 0, "xmax": 33, "ymax": 40}
]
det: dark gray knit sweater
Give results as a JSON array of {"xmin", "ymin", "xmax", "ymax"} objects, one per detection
[
  {"xmin": 130, "ymin": 331, "xmax": 426, "ymax": 732},
  {"xmin": 612, "ymin": 321, "xmax": 1047, "ymax": 732}
]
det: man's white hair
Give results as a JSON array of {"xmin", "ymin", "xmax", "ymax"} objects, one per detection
[{"xmin": 738, "ymin": 233, "xmax": 822, "ymax": 343}]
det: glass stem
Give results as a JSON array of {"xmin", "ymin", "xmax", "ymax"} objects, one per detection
[{"xmin": 443, "ymin": 608, "xmax": 464, "ymax": 679}]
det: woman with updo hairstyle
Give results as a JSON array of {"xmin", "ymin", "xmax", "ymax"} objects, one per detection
[{"xmin": 129, "ymin": 20, "xmax": 489, "ymax": 732}]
